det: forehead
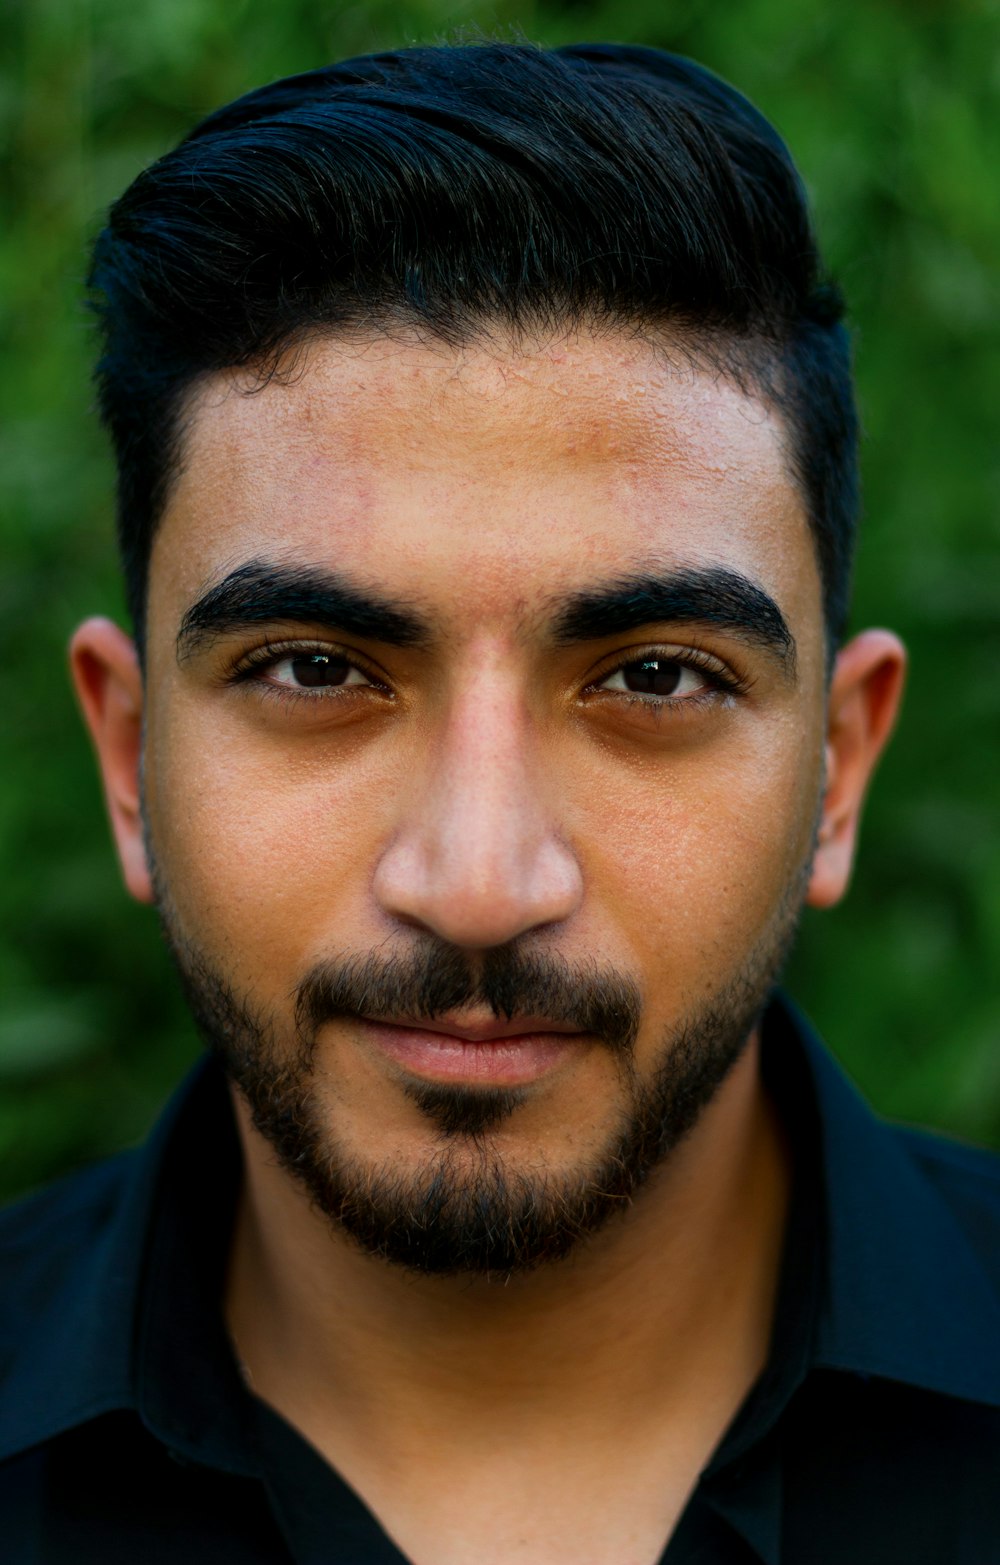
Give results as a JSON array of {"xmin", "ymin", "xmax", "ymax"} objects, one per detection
[{"xmin": 151, "ymin": 329, "xmax": 818, "ymax": 636}]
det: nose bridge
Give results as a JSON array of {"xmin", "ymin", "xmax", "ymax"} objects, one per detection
[
  {"xmin": 438, "ymin": 664, "xmax": 536, "ymax": 848},
  {"xmin": 372, "ymin": 656, "xmax": 583, "ymax": 947}
]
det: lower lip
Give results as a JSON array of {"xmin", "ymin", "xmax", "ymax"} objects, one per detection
[{"xmin": 360, "ymin": 1022, "xmax": 587, "ymax": 1085}]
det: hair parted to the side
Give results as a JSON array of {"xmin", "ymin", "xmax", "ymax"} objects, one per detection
[{"xmin": 88, "ymin": 41, "xmax": 858, "ymax": 654}]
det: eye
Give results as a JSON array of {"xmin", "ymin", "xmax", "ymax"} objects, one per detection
[
  {"xmin": 597, "ymin": 657, "xmax": 717, "ymax": 701},
  {"xmin": 229, "ymin": 640, "xmax": 389, "ymax": 700},
  {"xmin": 265, "ymin": 652, "xmax": 374, "ymax": 691}
]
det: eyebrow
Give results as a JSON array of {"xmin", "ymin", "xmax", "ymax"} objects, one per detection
[
  {"xmin": 176, "ymin": 560, "xmax": 431, "ymax": 660},
  {"xmin": 176, "ymin": 556, "xmax": 796, "ymax": 675},
  {"xmin": 552, "ymin": 565, "xmax": 797, "ymax": 673}
]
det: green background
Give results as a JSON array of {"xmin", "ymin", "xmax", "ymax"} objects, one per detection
[{"xmin": 2, "ymin": 0, "xmax": 998, "ymax": 1199}]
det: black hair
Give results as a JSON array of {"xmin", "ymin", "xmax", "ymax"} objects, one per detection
[{"xmin": 88, "ymin": 41, "xmax": 857, "ymax": 654}]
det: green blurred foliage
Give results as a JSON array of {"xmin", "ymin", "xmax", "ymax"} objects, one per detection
[{"xmin": 1, "ymin": 0, "xmax": 998, "ymax": 1199}]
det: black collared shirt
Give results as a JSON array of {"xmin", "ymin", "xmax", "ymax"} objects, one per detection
[{"xmin": 2, "ymin": 997, "xmax": 999, "ymax": 1563}]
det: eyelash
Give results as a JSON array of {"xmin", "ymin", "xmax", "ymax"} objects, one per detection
[
  {"xmin": 227, "ymin": 639, "xmax": 750, "ymax": 714},
  {"xmin": 584, "ymin": 645, "xmax": 750, "ymax": 713},
  {"xmin": 228, "ymin": 640, "xmax": 390, "ymax": 700}
]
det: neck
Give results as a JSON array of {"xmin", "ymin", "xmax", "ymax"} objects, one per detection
[{"xmin": 224, "ymin": 1034, "xmax": 790, "ymax": 1463}]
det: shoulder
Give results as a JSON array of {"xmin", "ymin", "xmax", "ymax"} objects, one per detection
[
  {"xmin": 893, "ymin": 1123, "xmax": 1000, "ymax": 1284},
  {"xmin": 0, "ymin": 1152, "xmax": 138, "ymax": 1253},
  {"xmin": 894, "ymin": 1121, "xmax": 1000, "ymax": 1203},
  {"xmin": 0, "ymin": 1155, "xmax": 138, "ymax": 1356}
]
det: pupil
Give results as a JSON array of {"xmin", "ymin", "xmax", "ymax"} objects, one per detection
[
  {"xmin": 623, "ymin": 659, "xmax": 681, "ymax": 696},
  {"xmin": 291, "ymin": 655, "xmax": 349, "ymax": 688}
]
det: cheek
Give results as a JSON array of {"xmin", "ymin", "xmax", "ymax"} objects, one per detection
[
  {"xmin": 143, "ymin": 705, "xmax": 403, "ymax": 984},
  {"xmin": 572, "ymin": 719, "xmax": 824, "ymax": 998}
]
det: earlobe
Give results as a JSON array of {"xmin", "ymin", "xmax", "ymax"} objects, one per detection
[
  {"xmin": 807, "ymin": 629, "xmax": 907, "ymax": 910},
  {"xmin": 69, "ymin": 617, "xmax": 154, "ymax": 905}
]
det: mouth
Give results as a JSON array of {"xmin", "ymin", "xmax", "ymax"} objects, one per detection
[{"xmin": 356, "ymin": 1012, "xmax": 591, "ymax": 1085}]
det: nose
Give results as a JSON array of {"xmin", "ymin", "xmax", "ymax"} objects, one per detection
[{"xmin": 372, "ymin": 676, "xmax": 583, "ymax": 950}]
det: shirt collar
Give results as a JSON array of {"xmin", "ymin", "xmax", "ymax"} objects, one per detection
[
  {"xmin": 0, "ymin": 1056, "xmax": 256, "ymax": 1470},
  {"xmin": 1, "ymin": 995, "xmax": 998, "ymax": 1481},
  {"xmin": 783, "ymin": 998, "xmax": 1000, "ymax": 1404},
  {"xmin": 701, "ymin": 997, "xmax": 1000, "ymax": 1565}
]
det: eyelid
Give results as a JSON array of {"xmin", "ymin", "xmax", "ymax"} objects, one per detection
[
  {"xmin": 583, "ymin": 642, "xmax": 750, "ymax": 696},
  {"xmin": 227, "ymin": 637, "xmax": 392, "ymax": 691}
]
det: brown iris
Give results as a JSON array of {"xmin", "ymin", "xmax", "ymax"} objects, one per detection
[
  {"xmin": 288, "ymin": 654, "xmax": 354, "ymax": 688},
  {"xmin": 619, "ymin": 659, "xmax": 684, "ymax": 696}
]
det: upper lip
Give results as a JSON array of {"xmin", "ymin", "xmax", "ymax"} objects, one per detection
[{"xmin": 363, "ymin": 1014, "xmax": 584, "ymax": 1043}]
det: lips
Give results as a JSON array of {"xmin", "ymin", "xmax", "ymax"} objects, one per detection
[{"xmin": 358, "ymin": 1013, "xmax": 589, "ymax": 1084}]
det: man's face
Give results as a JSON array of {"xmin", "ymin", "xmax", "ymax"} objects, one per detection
[{"xmin": 133, "ymin": 330, "xmax": 829, "ymax": 1270}]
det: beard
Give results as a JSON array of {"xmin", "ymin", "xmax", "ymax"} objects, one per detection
[{"xmin": 153, "ymin": 865, "xmax": 806, "ymax": 1279}]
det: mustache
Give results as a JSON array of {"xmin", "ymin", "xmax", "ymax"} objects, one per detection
[{"xmin": 295, "ymin": 941, "xmax": 642, "ymax": 1058}]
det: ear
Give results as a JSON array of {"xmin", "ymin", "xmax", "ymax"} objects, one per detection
[
  {"xmin": 69, "ymin": 617, "xmax": 154, "ymax": 904},
  {"xmin": 807, "ymin": 629, "xmax": 907, "ymax": 909}
]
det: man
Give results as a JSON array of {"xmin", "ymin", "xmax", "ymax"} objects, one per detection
[{"xmin": 1, "ymin": 39, "xmax": 997, "ymax": 1563}]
